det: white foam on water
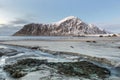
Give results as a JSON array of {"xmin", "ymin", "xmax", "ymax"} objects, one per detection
[{"xmin": 0, "ymin": 56, "xmax": 8, "ymax": 66}]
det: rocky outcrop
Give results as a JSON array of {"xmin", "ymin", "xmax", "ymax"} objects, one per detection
[
  {"xmin": 13, "ymin": 16, "xmax": 107, "ymax": 36},
  {"xmin": 4, "ymin": 58, "xmax": 110, "ymax": 79}
]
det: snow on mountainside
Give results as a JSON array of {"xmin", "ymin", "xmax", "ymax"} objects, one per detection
[
  {"xmin": 13, "ymin": 16, "xmax": 107, "ymax": 36},
  {"xmin": 55, "ymin": 16, "xmax": 82, "ymax": 26}
]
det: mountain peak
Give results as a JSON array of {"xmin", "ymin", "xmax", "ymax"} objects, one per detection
[
  {"xmin": 55, "ymin": 16, "xmax": 82, "ymax": 25},
  {"xmin": 62, "ymin": 16, "xmax": 78, "ymax": 20}
]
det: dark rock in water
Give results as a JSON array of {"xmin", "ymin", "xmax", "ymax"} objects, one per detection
[
  {"xmin": 16, "ymin": 58, "xmax": 47, "ymax": 66},
  {"xmin": 86, "ymin": 41, "xmax": 91, "ymax": 42},
  {"xmin": 70, "ymin": 46, "xmax": 74, "ymax": 48},
  {"xmin": 112, "ymin": 34, "xmax": 117, "ymax": 37},
  {"xmin": 105, "ymin": 34, "xmax": 118, "ymax": 37},
  {"xmin": 47, "ymin": 61, "xmax": 110, "ymax": 78},
  {"xmin": 0, "ymin": 52, "xmax": 4, "ymax": 57},
  {"xmin": 30, "ymin": 46, "xmax": 40, "ymax": 50},
  {"xmin": 117, "ymin": 47, "xmax": 120, "ymax": 49},
  {"xmin": 92, "ymin": 41, "xmax": 97, "ymax": 43},
  {"xmin": 86, "ymin": 41, "xmax": 96, "ymax": 43},
  {"xmin": 3, "ymin": 58, "xmax": 110, "ymax": 79},
  {"xmin": 99, "ymin": 35, "xmax": 103, "ymax": 37},
  {"xmin": 11, "ymin": 71, "xmax": 27, "ymax": 78},
  {"xmin": 4, "ymin": 59, "xmax": 48, "ymax": 78}
]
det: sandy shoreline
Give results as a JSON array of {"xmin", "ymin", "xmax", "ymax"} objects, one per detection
[
  {"xmin": 0, "ymin": 37, "xmax": 120, "ymax": 66},
  {"xmin": 0, "ymin": 37, "xmax": 120, "ymax": 80}
]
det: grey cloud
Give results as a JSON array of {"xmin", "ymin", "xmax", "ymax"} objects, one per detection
[
  {"xmin": 10, "ymin": 18, "xmax": 30, "ymax": 25},
  {"xmin": 0, "ymin": 15, "xmax": 35, "ymax": 36},
  {"xmin": 0, "ymin": 14, "xmax": 36, "ymax": 35},
  {"xmin": 9, "ymin": 14, "xmax": 36, "ymax": 25},
  {"xmin": 0, "ymin": 24, "xmax": 23, "ymax": 36}
]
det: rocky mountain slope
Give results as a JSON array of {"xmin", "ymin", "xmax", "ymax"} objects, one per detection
[{"xmin": 13, "ymin": 16, "xmax": 107, "ymax": 36}]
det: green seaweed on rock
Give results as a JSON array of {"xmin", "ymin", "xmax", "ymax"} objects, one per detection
[{"xmin": 3, "ymin": 58, "xmax": 110, "ymax": 79}]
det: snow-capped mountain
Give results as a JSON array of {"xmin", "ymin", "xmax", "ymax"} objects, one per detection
[{"xmin": 13, "ymin": 16, "xmax": 107, "ymax": 36}]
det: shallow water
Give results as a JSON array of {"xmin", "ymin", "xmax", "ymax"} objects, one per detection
[
  {"xmin": 0, "ymin": 45, "xmax": 74, "ymax": 80},
  {"xmin": 0, "ymin": 44, "xmax": 119, "ymax": 80},
  {"xmin": 74, "ymin": 41, "xmax": 120, "ymax": 64},
  {"xmin": 0, "ymin": 36, "xmax": 120, "ymax": 79}
]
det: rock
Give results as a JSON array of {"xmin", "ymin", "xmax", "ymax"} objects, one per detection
[
  {"xmin": 112, "ymin": 34, "xmax": 117, "ymax": 37},
  {"xmin": 4, "ymin": 59, "xmax": 110, "ymax": 79},
  {"xmin": 4, "ymin": 59, "xmax": 48, "ymax": 78},
  {"xmin": 13, "ymin": 16, "xmax": 107, "ymax": 36},
  {"xmin": 86, "ymin": 41, "xmax": 96, "ymax": 43},
  {"xmin": 115, "ymin": 46, "xmax": 120, "ymax": 49},
  {"xmin": 92, "ymin": 41, "xmax": 97, "ymax": 43},
  {"xmin": 70, "ymin": 46, "xmax": 74, "ymax": 48},
  {"xmin": 15, "ymin": 58, "xmax": 48, "ymax": 66},
  {"xmin": 30, "ymin": 46, "xmax": 40, "ymax": 50},
  {"xmin": 99, "ymin": 35, "xmax": 103, "ymax": 37},
  {"xmin": 0, "ymin": 52, "xmax": 4, "ymax": 57},
  {"xmin": 47, "ymin": 61, "xmax": 110, "ymax": 78},
  {"xmin": 86, "ymin": 41, "xmax": 91, "ymax": 42},
  {"xmin": 11, "ymin": 71, "xmax": 27, "ymax": 78},
  {"xmin": 106, "ymin": 34, "xmax": 118, "ymax": 37}
]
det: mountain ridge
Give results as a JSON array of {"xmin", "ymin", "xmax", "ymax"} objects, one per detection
[{"xmin": 13, "ymin": 16, "xmax": 107, "ymax": 36}]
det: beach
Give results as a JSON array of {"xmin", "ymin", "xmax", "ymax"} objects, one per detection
[{"xmin": 0, "ymin": 36, "xmax": 120, "ymax": 80}]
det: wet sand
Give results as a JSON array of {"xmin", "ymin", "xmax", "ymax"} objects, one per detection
[{"xmin": 0, "ymin": 37, "xmax": 120, "ymax": 64}]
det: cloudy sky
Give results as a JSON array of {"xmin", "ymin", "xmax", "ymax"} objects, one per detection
[{"xmin": 0, "ymin": 0, "xmax": 120, "ymax": 35}]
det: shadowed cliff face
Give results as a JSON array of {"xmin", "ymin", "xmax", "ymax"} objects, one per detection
[{"xmin": 13, "ymin": 16, "xmax": 107, "ymax": 36}]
